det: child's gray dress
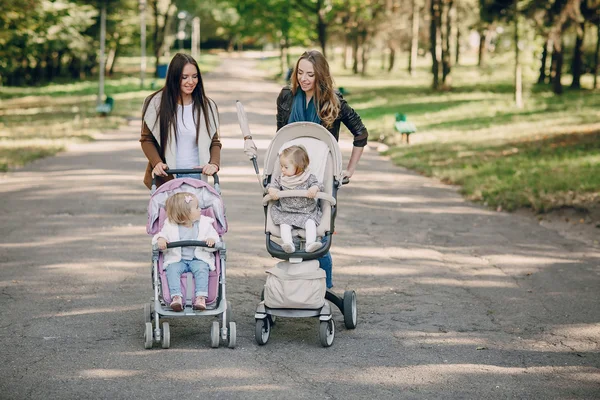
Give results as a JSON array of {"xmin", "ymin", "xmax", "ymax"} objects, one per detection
[{"xmin": 267, "ymin": 174, "xmax": 324, "ymax": 228}]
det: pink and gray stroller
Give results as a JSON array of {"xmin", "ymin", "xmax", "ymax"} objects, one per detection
[{"xmin": 143, "ymin": 171, "xmax": 236, "ymax": 349}]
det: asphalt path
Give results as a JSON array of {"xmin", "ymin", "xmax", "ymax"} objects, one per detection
[{"xmin": 1, "ymin": 55, "xmax": 599, "ymax": 399}]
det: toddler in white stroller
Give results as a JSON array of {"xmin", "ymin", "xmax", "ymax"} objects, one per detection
[{"xmin": 237, "ymin": 106, "xmax": 358, "ymax": 347}]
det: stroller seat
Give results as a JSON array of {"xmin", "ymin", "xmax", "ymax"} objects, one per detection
[
  {"xmin": 265, "ymin": 137, "xmax": 334, "ymax": 242},
  {"xmin": 262, "ymin": 123, "xmax": 343, "ymax": 260}
]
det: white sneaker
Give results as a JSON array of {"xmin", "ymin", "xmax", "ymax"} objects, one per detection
[
  {"xmin": 306, "ymin": 242, "xmax": 322, "ymax": 253},
  {"xmin": 282, "ymin": 242, "xmax": 295, "ymax": 253}
]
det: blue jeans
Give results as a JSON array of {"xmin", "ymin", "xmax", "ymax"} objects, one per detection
[
  {"xmin": 166, "ymin": 258, "xmax": 209, "ymax": 298},
  {"xmin": 319, "ymin": 251, "xmax": 333, "ymax": 289}
]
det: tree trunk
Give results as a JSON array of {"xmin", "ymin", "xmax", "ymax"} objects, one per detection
[
  {"xmin": 442, "ymin": 0, "xmax": 453, "ymax": 85},
  {"xmin": 430, "ymin": 0, "xmax": 441, "ymax": 89},
  {"xmin": 455, "ymin": 22, "xmax": 460, "ymax": 65},
  {"xmin": 352, "ymin": 34, "xmax": 359, "ymax": 75},
  {"xmin": 478, "ymin": 28, "xmax": 487, "ymax": 67},
  {"xmin": 514, "ymin": 0, "xmax": 523, "ymax": 108},
  {"xmin": 551, "ymin": 35, "xmax": 564, "ymax": 94},
  {"xmin": 343, "ymin": 35, "xmax": 349, "ymax": 69},
  {"xmin": 317, "ymin": 0, "xmax": 327, "ymax": 57},
  {"xmin": 570, "ymin": 20, "xmax": 585, "ymax": 89},
  {"xmin": 388, "ymin": 46, "xmax": 396, "ymax": 72},
  {"xmin": 408, "ymin": 0, "xmax": 420, "ymax": 76},
  {"xmin": 537, "ymin": 38, "xmax": 549, "ymax": 84},
  {"xmin": 594, "ymin": 19, "xmax": 599, "ymax": 89},
  {"xmin": 361, "ymin": 34, "xmax": 370, "ymax": 76}
]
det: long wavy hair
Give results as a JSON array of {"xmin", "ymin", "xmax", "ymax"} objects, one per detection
[
  {"xmin": 290, "ymin": 50, "xmax": 340, "ymax": 128},
  {"xmin": 142, "ymin": 53, "xmax": 217, "ymax": 158}
]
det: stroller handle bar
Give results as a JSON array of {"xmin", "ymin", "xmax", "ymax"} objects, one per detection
[
  {"xmin": 165, "ymin": 240, "xmax": 224, "ymax": 250},
  {"xmin": 152, "ymin": 169, "xmax": 219, "ymax": 186},
  {"xmin": 262, "ymin": 190, "xmax": 336, "ymax": 206}
]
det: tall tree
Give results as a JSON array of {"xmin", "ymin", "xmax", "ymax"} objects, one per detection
[{"xmin": 430, "ymin": 0, "xmax": 441, "ymax": 89}]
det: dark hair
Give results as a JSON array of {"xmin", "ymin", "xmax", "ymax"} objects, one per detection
[{"xmin": 142, "ymin": 53, "xmax": 218, "ymax": 159}]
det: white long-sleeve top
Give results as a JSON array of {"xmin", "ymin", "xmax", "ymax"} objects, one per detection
[{"xmin": 152, "ymin": 216, "xmax": 220, "ymax": 271}]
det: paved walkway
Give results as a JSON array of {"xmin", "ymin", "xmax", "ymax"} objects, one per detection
[{"xmin": 1, "ymin": 55, "xmax": 599, "ymax": 399}]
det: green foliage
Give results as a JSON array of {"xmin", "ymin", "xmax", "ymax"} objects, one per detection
[{"xmin": 327, "ymin": 56, "xmax": 600, "ymax": 213}]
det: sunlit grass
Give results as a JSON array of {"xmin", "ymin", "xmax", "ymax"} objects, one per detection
[
  {"xmin": 0, "ymin": 54, "xmax": 220, "ymax": 170},
  {"xmin": 259, "ymin": 50, "xmax": 600, "ymax": 212}
]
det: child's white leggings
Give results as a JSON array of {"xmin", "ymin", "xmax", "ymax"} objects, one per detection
[{"xmin": 280, "ymin": 220, "xmax": 317, "ymax": 245}]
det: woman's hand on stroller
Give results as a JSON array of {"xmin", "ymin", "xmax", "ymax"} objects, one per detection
[
  {"xmin": 307, "ymin": 185, "xmax": 320, "ymax": 198},
  {"xmin": 152, "ymin": 162, "xmax": 169, "ymax": 177},
  {"xmin": 205, "ymin": 238, "xmax": 216, "ymax": 247},
  {"xmin": 157, "ymin": 237, "xmax": 168, "ymax": 250},
  {"xmin": 268, "ymin": 188, "xmax": 280, "ymax": 200},
  {"xmin": 198, "ymin": 163, "xmax": 218, "ymax": 176}
]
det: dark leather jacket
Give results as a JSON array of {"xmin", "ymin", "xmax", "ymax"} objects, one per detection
[{"xmin": 276, "ymin": 87, "xmax": 368, "ymax": 147}]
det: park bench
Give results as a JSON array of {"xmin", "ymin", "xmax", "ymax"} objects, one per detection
[
  {"xmin": 394, "ymin": 112, "xmax": 416, "ymax": 144},
  {"xmin": 96, "ymin": 96, "xmax": 114, "ymax": 115}
]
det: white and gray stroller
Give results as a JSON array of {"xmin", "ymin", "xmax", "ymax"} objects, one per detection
[
  {"xmin": 241, "ymin": 118, "xmax": 358, "ymax": 347},
  {"xmin": 143, "ymin": 172, "xmax": 236, "ymax": 349}
]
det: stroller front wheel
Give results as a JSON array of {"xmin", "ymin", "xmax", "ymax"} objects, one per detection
[
  {"xmin": 255, "ymin": 318, "xmax": 270, "ymax": 345},
  {"xmin": 319, "ymin": 319, "xmax": 335, "ymax": 347},
  {"xmin": 144, "ymin": 322, "xmax": 153, "ymax": 349},
  {"xmin": 210, "ymin": 321, "xmax": 220, "ymax": 348}
]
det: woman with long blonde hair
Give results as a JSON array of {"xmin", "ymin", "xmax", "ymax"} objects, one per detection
[{"xmin": 244, "ymin": 49, "xmax": 369, "ymax": 288}]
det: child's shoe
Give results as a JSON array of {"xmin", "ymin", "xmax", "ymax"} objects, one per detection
[
  {"xmin": 170, "ymin": 295, "xmax": 183, "ymax": 312},
  {"xmin": 193, "ymin": 296, "xmax": 206, "ymax": 311},
  {"xmin": 306, "ymin": 241, "xmax": 322, "ymax": 253},
  {"xmin": 282, "ymin": 242, "xmax": 295, "ymax": 253}
]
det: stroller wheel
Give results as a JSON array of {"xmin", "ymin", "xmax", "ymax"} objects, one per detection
[
  {"xmin": 210, "ymin": 321, "xmax": 220, "ymax": 348},
  {"xmin": 343, "ymin": 290, "xmax": 358, "ymax": 329},
  {"xmin": 227, "ymin": 322, "xmax": 237, "ymax": 349},
  {"xmin": 225, "ymin": 301, "xmax": 233, "ymax": 327},
  {"xmin": 255, "ymin": 318, "xmax": 270, "ymax": 345},
  {"xmin": 144, "ymin": 322, "xmax": 153, "ymax": 349},
  {"xmin": 161, "ymin": 322, "xmax": 170, "ymax": 349},
  {"xmin": 144, "ymin": 303, "xmax": 153, "ymax": 324},
  {"xmin": 319, "ymin": 319, "xmax": 335, "ymax": 347}
]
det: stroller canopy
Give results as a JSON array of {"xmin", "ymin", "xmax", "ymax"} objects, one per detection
[{"xmin": 263, "ymin": 122, "xmax": 343, "ymax": 184}]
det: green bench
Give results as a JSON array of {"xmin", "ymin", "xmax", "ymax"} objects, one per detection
[
  {"xmin": 96, "ymin": 96, "xmax": 114, "ymax": 115},
  {"xmin": 394, "ymin": 113, "xmax": 416, "ymax": 144}
]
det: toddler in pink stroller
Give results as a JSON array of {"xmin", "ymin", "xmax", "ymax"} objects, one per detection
[{"xmin": 142, "ymin": 171, "xmax": 235, "ymax": 349}]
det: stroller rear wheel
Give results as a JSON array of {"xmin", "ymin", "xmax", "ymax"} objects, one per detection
[
  {"xmin": 144, "ymin": 303, "xmax": 154, "ymax": 324},
  {"xmin": 319, "ymin": 319, "xmax": 335, "ymax": 347},
  {"xmin": 343, "ymin": 290, "xmax": 357, "ymax": 329},
  {"xmin": 227, "ymin": 322, "xmax": 237, "ymax": 348},
  {"xmin": 210, "ymin": 321, "xmax": 220, "ymax": 348},
  {"xmin": 161, "ymin": 322, "xmax": 170, "ymax": 349},
  {"xmin": 144, "ymin": 322, "xmax": 153, "ymax": 349},
  {"xmin": 255, "ymin": 318, "xmax": 270, "ymax": 345}
]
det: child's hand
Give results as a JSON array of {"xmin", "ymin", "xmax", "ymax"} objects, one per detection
[
  {"xmin": 205, "ymin": 238, "xmax": 216, "ymax": 247},
  {"xmin": 307, "ymin": 185, "xmax": 319, "ymax": 198},
  {"xmin": 157, "ymin": 237, "xmax": 168, "ymax": 250},
  {"xmin": 268, "ymin": 188, "xmax": 279, "ymax": 200}
]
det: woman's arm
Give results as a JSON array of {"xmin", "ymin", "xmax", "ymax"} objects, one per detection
[
  {"xmin": 276, "ymin": 88, "xmax": 291, "ymax": 131},
  {"xmin": 207, "ymin": 131, "xmax": 222, "ymax": 171},
  {"xmin": 345, "ymin": 146, "xmax": 364, "ymax": 178},
  {"xmin": 140, "ymin": 122, "xmax": 169, "ymax": 177},
  {"xmin": 140, "ymin": 122, "xmax": 163, "ymax": 167},
  {"xmin": 338, "ymin": 95, "xmax": 368, "ymax": 178}
]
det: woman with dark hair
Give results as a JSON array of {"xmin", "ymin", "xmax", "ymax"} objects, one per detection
[
  {"xmin": 245, "ymin": 49, "xmax": 369, "ymax": 288},
  {"xmin": 140, "ymin": 53, "xmax": 221, "ymax": 189}
]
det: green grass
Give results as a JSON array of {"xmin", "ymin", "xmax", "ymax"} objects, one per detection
[
  {"xmin": 262, "ymin": 51, "xmax": 600, "ymax": 213},
  {"xmin": 0, "ymin": 54, "xmax": 221, "ymax": 171}
]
